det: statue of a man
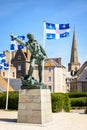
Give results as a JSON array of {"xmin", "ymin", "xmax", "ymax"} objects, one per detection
[{"xmin": 10, "ymin": 33, "xmax": 47, "ymax": 83}]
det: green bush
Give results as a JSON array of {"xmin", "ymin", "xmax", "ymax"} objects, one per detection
[
  {"xmin": 68, "ymin": 92, "xmax": 87, "ymax": 98},
  {"xmin": 0, "ymin": 92, "xmax": 19, "ymax": 110},
  {"xmin": 63, "ymin": 94, "xmax": 71, "ymax": 112},
  {"xmin": 51, "ymin": 93, "xmax": 71, "ymax": 112},
  {"xmin": 2, "ymin": 92, "xmax": 87, "ymax": 111},
  {"xmin": 51, "ymin": 93, "xmax": 63, "ymax": 112},
  {"xmin": 70, "ymin": 97, "xmax": 87, "ymax": 108},
  {"xmin": 8, "ymin": 92, "xmax": 19, "ymax": 110},
  {"xmin": 0, "ymin": 92, "xmax": 6, "ymax": 109}
]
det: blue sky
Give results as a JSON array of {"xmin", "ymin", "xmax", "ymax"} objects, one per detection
[{"xmin": 0, "ymin": 0, "xmax": 87, "ymax": 69}]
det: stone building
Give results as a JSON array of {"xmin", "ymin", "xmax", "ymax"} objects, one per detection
[
  {"xmin": 44, "ymin": 58, "xmax": 66, "ymax": 92},
  {"xmin": 70, "ymin": 61, "xmax": 87, "ymax": 92},
  {"xmin": 0, "ymin": 48, "xmax": 67, "ymax": 93},
  {"xmin": 11, "ymin": 48, "xmax": 31, "ymax": 78},
  {"xmin": 68, "ymin": 29, "xmax": 87, "ymax": 92}
]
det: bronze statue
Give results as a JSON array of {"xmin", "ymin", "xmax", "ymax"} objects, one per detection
[{"xmin": 10, "ymin": 33, "xmax": 47, "ymax": 88}]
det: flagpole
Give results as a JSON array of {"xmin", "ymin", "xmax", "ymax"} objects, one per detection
[
  {"xmin": 5, "ymin": 50, "xmax": 11, "ymax": 110},
  {"xmin": 42, "ymin": 20, "xmax": 46, "ymax": 83}
]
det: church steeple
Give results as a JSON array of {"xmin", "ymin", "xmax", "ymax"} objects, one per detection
[{"xmin": 68, "ymin": 28, "xmax": 80, "ymax": 76}]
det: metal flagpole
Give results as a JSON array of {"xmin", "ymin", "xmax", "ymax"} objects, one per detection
[
  {"xmin": 5, "ymin": 50, "xmax": 11, "ymax": 110},
  {"xmin": 42, "ymin": 20, "xmax": 46, "ymax": 83}
]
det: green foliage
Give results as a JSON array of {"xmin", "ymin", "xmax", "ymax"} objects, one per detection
[
  {"xmin": 51, "ymin": 93, "xmax": 63, "ymax": 112},
  {"xmin": 0, "ymin": 91, "xmax": 87, "ymax": 111},
  {"xmin": 63, "ymin": 94, "xmax": 71, "ymax": 112},
  {"xmin": 0, "ymin": 92, "xmax": 6, "ymax": 109},
  {"xmin": 68, "ymin": 92, "xmax": 87, "ymax": 98},
  {"xmin": 8, "ymin": 92, "xmax": 19, "ymax": 110},
  {"xmin": 0, "ymin": 92, "xmax": 19, "ymax": 110},
  {"xmin": 68, "ymin": 92, "xmax": 87, "ymax": 108},
  {"xmin": 70, "ymin": 97, "xmax": 87, "ymax": 107},
  {"xmin": 51, "ymin": 93, "xmax": 71, "ymax": 112}
]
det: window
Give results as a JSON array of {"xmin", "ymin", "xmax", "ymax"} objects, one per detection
[
  {"xmin": 48, "ymin": 67, "xmax": 51, "ymax": 72},
  {"xmin": 12, "ymin": 72, "xmax": 15, "ymax": 77},
  {"xmin": 48, "ymin": 76, "xmax": 51, "ymax": 82},
  {"xmin": 3, "ymin": 72, "xmax": 5, "ymax": 77},
  {"xmin": 18, "ymin": 65, "xmax": 21, "ymax": 71},
  {"xmin": 48, "ymin": 86, "xmax": 51, "ymax": 91}
]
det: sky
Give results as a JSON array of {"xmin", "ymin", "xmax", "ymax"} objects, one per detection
[{"xmin": 0, "ymin": 0, "xmax": 87, "ymax": 69}]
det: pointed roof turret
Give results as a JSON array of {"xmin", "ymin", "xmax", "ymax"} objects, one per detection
[
  {"xmin": 68, "ymin": 28, "xmax": 80, "ymax": 75},
  {"xmin": 70, "ymin": 28, "xmax": 79, "ymax": 63}
]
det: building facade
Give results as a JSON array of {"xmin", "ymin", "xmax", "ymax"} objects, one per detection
[
  {"xmin": 70, "ymin": 61, "xmax": 87, "ymax": 92},
  {"xmin": 68, "ymin": 29, "xmax": 87, "ymax": 92},
  {"xmin": 0, "ymin": 49, "xmax": 67, "ymax": 93}
]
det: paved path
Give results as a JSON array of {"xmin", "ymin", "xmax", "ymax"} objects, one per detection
[{"xmin": 0, "ymin": 110, "xmax": 87, "ymax": 130}]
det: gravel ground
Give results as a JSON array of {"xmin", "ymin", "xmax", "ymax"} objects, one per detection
[{"xmin": 0, "ymin": 110, "xmax": 87, "ymax": 130}]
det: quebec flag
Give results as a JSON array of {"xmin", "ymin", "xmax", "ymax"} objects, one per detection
[
  {"xmin": 0, "ymin": 53, "xmax": 9, "ymax": 70},
  {"xmin": 0, "ymin": 54, "xmax": 6, "ymax": 64},
  {"xmin": 10, "ymin": 35, "xmax": 25, "ymax": 51},
  {"xmin": 0, "ymin": 63, "xmax": 9, "ymax": 70},
  {"xmin": 45, "ymin": 22, "xmax": 70, "ymax": 39}
]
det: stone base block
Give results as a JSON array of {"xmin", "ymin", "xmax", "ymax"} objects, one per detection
[{"xmin": 17, "ymin": 89, "xmax": 52, "ymax": 124}]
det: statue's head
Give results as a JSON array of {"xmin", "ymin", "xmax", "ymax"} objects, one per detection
[{"xmin": 27, "ymin": 33, "xmax": 34, "ymax": 41}]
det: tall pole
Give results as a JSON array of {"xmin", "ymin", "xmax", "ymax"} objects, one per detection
[
  {"xmin": 42, "ymin": 20, "xmax": 46, "ymax": 83},
  {"xmin": 5, "ymin": 51, "xmax": 11, "ymax": 110}
]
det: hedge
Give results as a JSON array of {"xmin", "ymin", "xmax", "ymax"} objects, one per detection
[
  {"xmin": 51, "ymin": 93, "xmax": 71, "ymax": 112},
  {"xmin": 0, "ymin": 92, "xmax": 6, "ymax": 109},
  {"xmin": 68, "ymin": 92, "xmax": 87, "ymax": 108},
  {"xmin": 0, "ymin": 92, "xmax": 18, "ymax": 110},
  {"xmin": 0, "ymin": 92, "xmax": 71, "ymax": 112},
  {"xmin": 8, "ymin": 92, "xmax": 19, "ymax": 110},
  {"xmin": 68, "ymin": 92, "xmax": 87, "ymax": 98},
  {"xmin": 0, "ymin": 91, "xmax": 87, "ymax": 111},
  {"xmin": 70, "ymin": 97, "xmax": 87, "ymax": 108}
]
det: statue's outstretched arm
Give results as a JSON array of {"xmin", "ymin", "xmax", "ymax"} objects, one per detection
[{"xmin": 10, "ymin": 34, "xmax": 26, "ymax": 46}]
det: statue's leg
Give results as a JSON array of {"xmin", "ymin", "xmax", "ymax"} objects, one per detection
[
  {"xmin": 28, "ymin": 59, "xmax": 35, "ymax": 78},
  {"xmin": 38, "ymin": 62, "xmax": 42, "ymax": 83}
]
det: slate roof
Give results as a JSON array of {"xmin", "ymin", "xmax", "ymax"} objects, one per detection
[
  {"xmin": 5, "ymin": 78, "xmax": 22, "ymax": 91},
  {"xmin": 78, "ymin": 69, "xmax": 87, "ymax": 82}
]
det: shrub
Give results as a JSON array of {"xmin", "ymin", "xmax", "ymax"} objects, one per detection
[
  {"xmin": 51, "ymin": 93, "xmax": 63, "ymax": 112},
  {"xmin": 68, "ymin": 92, "xmax": 87, "ymax": 98},
  {"xmin": 0, "ymin": 92, "xmax": 6, "ymax": 109},
  {"xmin": 8, "ymin": 92, "xmax": 19, "ymax": 110},
  {"xmin": 70, "ymin": 97, "xmax": 87, "ymax": 108},
  {"xmin": 0, "ymin": 92, "xmax": 19, "ymax": 110},
  {"xmin": 63, "ymin": 94, "xmax": 71, "ymax": 112},
  {"xmin": 51, "ymin": 93, "xmax": 71, "ymax": 112}
]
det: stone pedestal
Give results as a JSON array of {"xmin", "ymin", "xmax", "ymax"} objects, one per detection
[{"xmin": 17, "ymin": 89, "xmax": 52, "ymax": 124}]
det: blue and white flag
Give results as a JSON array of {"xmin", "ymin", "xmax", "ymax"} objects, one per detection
[
  {"xmin": 0, "ymin": 54, "xmax": 6, "ymax": 64},
  {"xmin": 45, "ymin": 22, "xmax": 70, "ymax": 39},
  {"xmin": 10, "ymin": 35, "xmax": 25, "ymax": 51},
  {"xmin": 4, "ymin": 63, "xmax": 9, "ymax": 70},
  {"xmin": 0, "ymin": 63, "xmax": 9, "ymax": 70}
]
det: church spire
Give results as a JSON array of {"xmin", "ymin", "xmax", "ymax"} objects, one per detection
[
  {"xmin": 70, "ymin": 28, "xmax": 78, "ymax": 63},
  {"xmin": 68, "ymin": 28, "xmax": 80, "ymax": 76}
]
